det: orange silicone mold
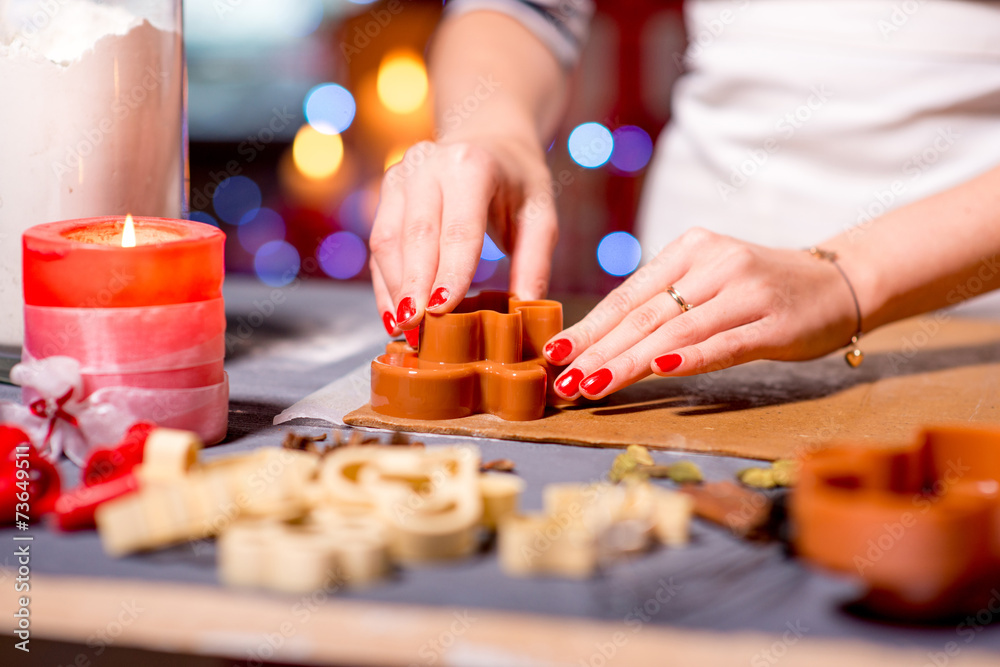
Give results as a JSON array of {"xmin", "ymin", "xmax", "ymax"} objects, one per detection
[
  {"xmin": 370, "ymin": 292, "xmax": 563, "ymax": 421},
  {"xmin": 791, "ymin": 425, "xmax": 1000, "ymax": 619}
]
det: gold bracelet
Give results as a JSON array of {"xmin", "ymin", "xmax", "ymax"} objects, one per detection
[{"xmin": 806, "ymin": 247, "xmax": 864, "ymax": 368}]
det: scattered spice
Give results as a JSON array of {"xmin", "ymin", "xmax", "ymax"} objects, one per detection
[
  {"xmin": 282, "ymin": 432, "xmax": 327, "ymax": 451},
  {"xmin": 282, "ymin": 429, "xmax": 426, "ymax": 456},
  {"xmin": 481, "ymin": 459, "xmax": 517, "ymax": 473},
  {"xmin": 736, "ymin": 459, "xmax": 799, "ymax": 489},
  {"xmin": 609, "ymin": 446, "xmax": 703, "ymax": 485},
  {"xmin": 680, "ymin": 481, "xmax": 773, "ymax": 538},
  {"xmin": 647, "ymin": 461, "xmax": 704, "ymax": 484}
]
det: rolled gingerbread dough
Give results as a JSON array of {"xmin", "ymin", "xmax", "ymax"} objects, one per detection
[{"xmin": 345, "ymin": 315, "xmax": 1000, "ymax": 461}]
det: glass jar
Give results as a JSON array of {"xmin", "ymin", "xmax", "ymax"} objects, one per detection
[{"xmin": 0, "ymin": 0, "xmax": 187, "ymax": 354}]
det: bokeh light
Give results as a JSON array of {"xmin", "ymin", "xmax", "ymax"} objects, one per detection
[
  {"xmin": 304, "ymin": 83, "xmax": 356, "ymax": 135},
  {"xmin": 472, "ymin": 258, "xmax": 499, "ymax": 283},
  {"xmin": 597, "ymin": 231, "xmax": 642, "ymax": 276},
  {"xmin": 339, "ymin": 188, "xmax": 379, "ymax": 236},
  {"xmin": 213, "ymin": 175, "xmax": 261, "ymax": 225},
  {"xmin": 481, "ymin": 234, "xmax": 505, "ymax": 260},
  {"xmin": 188, "ymin": 211, "xmax": 219, "ymax": 227},
  {"xmin": 317, "ymin": 231, "xmax": 367, "ymax": 279},
  {"xmin": 237, "ymin": 207, "xmax": 286, "ymax": 253},
  {"xmin": 568, "ymin": 122, "xmax": 614, "ymax": 168},
  {"xmin": 610, "ymin": 125, "xmax": 654, "ymax": 173},
  {"xmin": 376, "ymin": 51, "xmax": 428, "ymax": 114},
  {"xmin": 292, "ymin": 125, "xmax": 344, "ymax": 179},
  {"xmin": 254, "ymin": 240, "xmax": 300, "ymax": 287}
]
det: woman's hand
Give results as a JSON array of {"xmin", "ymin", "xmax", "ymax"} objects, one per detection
[
  {"xmin": 543, "ymin": 228, "xmax": 861, "ymax": 399},
  {"xmin": 369, "ymin": 135, "xmax": 558, "ymax": 342}
]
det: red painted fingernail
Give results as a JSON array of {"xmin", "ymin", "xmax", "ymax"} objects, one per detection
[
  {"xmin": 404, "ymin": 327, "xmax": 420, "ymax": 348},
  {"xmin": 544, "ymin": 338, "xmax": 572, "ymax": 363},
  {"xmin": 396, "ymin": 297, "xmax": 416, "ymax": 325},
  {"xmin": 382, "ymin": 312, "xmax": 396, "ymax": 335},
  {"xmin": 580, "ymin": 368, "xmax": 612, "ymax": 396},
  {"xmin": 554, "ymin": 368, "xmax": 584, "ymax": 396},
  {"xmin": 428, "ymin": 286, "xmax": 450, "ymax": 310},
  {"xmin": 654, "ymin": 353, "xmax": 682, "ymax": 373}
]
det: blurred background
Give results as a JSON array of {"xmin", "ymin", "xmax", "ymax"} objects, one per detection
[{"xmin": 186, "ymin": 0, "xmax": 686, "ymax": 297}]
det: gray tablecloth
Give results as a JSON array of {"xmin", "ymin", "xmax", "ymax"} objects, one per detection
[{"xmin": 2, "ymin": 277, "xmax": 998, "ymax": 660}]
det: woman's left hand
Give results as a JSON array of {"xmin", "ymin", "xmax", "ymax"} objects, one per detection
[{"xmin": 542, "ymin": 228, "xmax": 865, "ymax": 399}]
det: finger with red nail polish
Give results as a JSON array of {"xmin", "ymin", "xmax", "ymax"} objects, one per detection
[
  {"xmin": 579, "ymin": 368, "xmax": 612, "ymax": 397},
  {"xmin": 382, "ymin": 312, "xmax": 397, "ymax": 336},
  {"xmin": 653, "ymin": 353, "xmax": 682, "ymax": 373},
  {"xmin": 404, "ymin": 327, "xmax": 420, "ymax": 348},
  {"xmin": 427, "ymin": 286, "xmax": 450, "ymax": 311},
  {"xmin": 554, "ymin": 368, "xmax": 584, "ymax": 398},
  {"xmin": 544, "ymin": 338, "xmax": 573, "ymax": 364},
  {"xmin": 396, "ymin": 296, "xmax": 417, "ymax": 327}
]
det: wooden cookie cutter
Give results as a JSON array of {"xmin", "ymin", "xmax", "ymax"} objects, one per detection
[
  {"xmin": 218, "ymin": 514, "xmax": 390, "ymax": 593},
  {"xmin": 319, "ymin": 445, "xmax": 491, "ymax": 563},
  {"xmin": 498, "ymin": 482, "xmax": 692, "ymax": 579},
  {"xmin": 369, "ymin": 291, "xmax": 563, "ymax": 420},
  {"xmin": 96, "ymin": 447, "xmax": 319, "ymax": 555},
  {"xmin": 791, "ymin": 425, "xmax": 1000, "ymax": 619}
]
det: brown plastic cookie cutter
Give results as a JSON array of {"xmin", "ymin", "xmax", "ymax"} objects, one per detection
[
  {"xmin": 791, "ymin": 424, "xmax": 1000, "ymax": 619},
  {"xmin": 370, "ymin": 291, "xmax": 563, "ymax": 421}
]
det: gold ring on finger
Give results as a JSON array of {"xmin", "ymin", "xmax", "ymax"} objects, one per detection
[{"xmin": 665, "ymin": 286, "xmax": 693, "ymax": 313}]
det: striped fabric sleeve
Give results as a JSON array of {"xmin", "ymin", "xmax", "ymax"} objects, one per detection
[{"xmin": 444, "ymin": 0, "xmax": 595, "ymax": 68}]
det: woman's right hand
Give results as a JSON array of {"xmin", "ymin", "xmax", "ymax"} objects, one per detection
[{"xmin": 369, "ymin": 134, "xmax": 559, "ymax": 342}]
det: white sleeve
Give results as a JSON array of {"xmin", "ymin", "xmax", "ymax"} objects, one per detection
[{"xmin": 444, "ymin": 0, "xmax": 594, "ymax": 68}]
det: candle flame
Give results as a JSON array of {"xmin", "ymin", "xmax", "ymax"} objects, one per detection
[{"xmin": 121, "ymin": 214, "xmax": 136, "ymax": 248}]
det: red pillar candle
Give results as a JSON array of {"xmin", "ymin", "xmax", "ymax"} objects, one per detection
[
  {"xmin": 23, "ymin": 216, "xmax": 223, "ymax": 307},
  {"xmin": 21, "ymin": 216, "xmax": 229, "ymax": 445}
]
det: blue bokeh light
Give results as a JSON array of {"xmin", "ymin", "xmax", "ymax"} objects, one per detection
[
  {"xmin": 481, "ymin": 234, "xmax": 505, "ymax": 261},
  {"xmin": 213, "ymin": 176, "xmax": 261, "ymax": 226},
  {"xmin": 317, "ymin": 231, "xmax": 367, "ymax": 280},
  {"xmin": 238, "ymin": 208, "xmax": 286, "ymax": 253},
  {"xmin": 338, "ymin": 188, "xmax": 377, "ymax": 236},
  {"xmin": 610, "ymin": 126, "xmax": 654, "ymax": 173},
  {"xmin": 188, "ymin": 211, "xmax": 219, "ymax": 227},
  {"xmin": 472, "ymin": 258, "xmax": 499, "ymax": 283},
  {"xmin": 304, "ymin": 83, "xmax": 356, "ymax": 135},
  {"xmin": 254, "ymin": 240, "xmax": 300, "ymax": 287},
  {"xmin": 597, "ymin": 231, "xmax": 642, "ymax": 277},
  {"xmin": 568, "ymin": 122, "xmax": 614, "ymax": 168}
]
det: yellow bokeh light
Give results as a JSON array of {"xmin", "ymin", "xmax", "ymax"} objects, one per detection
[
  {"xmin": 292, "ymin": 125, "xmax": 344, "ymax": 180},
  {"xmin": 376, "ymin": 50, "xmax": 428, "ymax": 115},
  {"xmin": 384, "ymin": 145, "xmax": 407, "ymax": 171}
]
